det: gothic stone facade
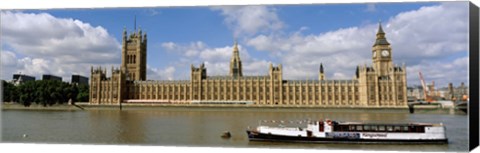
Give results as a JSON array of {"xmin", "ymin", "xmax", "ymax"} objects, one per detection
[{"xmin": 90, "ymin": 24, "xmax": 407, "ymax": 107}]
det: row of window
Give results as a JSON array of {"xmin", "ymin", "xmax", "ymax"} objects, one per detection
[
  {"xmin": 126, "ymin": 91, "xmax": 361, "ymax": 98},
  {"xmin": 126, "ymin": 93, "xmax": 363, "ymax": 102},
  {"xmin": 369, "ymin": 94, "xmax": 404, "ymax": 101},
  {"xmin": 92, "ymin": 86, "xmax": 117, "ymax": 91},
  {"xmin": 91, "ymin": 93, "xmax": 118, "ymax": 99},
  {"xmin": 378, "ymin": 86, "xmax": 404, "ymax": 92},
  {"xmin": 368, "ymin": 76, "xmax": 403, "ymax": 80},
  {"xmin": 128, "ymin": 86, "xmax": 361, "ymax": 93},
  {"xmin": 126, "ymin": 54, "xmax": 136, "ymax": 64},
  {"xmin": 126, "ymin": 95, "xmax": 364, "ymax": 104},
  {"xmin": 333, "ymin": 124, "xmax": 425, "ymax": 133}
]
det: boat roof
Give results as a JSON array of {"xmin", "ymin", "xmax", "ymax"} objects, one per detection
[{"xmin": 335, "ymin": 121, "xmax": 443, "ymax": 127}]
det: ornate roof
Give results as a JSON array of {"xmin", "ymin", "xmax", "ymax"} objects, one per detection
[{"xmin": 373, "ymin": 22, "xmax": 390, "ymax": 47}]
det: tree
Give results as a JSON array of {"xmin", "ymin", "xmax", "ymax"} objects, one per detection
[
  {"xmin": 2, "ymin": 80, "xmax": 18, "ymax": 102},
  {"xmin": 76, "ymin": 84, "xmax": 89, "ymax": 102},
  {"xmin": 19, "ymin": 94, "xmax": 31, "ymax": 106},
  {"xmin": 8, "ymin": 79, "xmax": 89, "ymax": 107}
]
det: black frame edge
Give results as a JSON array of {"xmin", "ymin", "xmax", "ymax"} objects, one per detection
[{"xmin": 469, "ymin": 1, "xmax": 480, "ymax": 151}]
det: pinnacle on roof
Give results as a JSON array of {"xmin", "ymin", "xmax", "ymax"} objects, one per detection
[
  {"xmin": 231, "ymin": 39, "xmax": 241, "ymax": 62},
  {"xmin": 377, "ymin": 21, "xmax": 385, "ymax": 34},
  {"xmin": 319, "ymin": 63, "xmax": 324, "ymax": 73},
  {"xmin": 373, "ymin": 21, "xmax": 390, "ymax": 47},
  {"xmin": 233, "ymin": 39, "xmax": 239, "ymax": 52}
]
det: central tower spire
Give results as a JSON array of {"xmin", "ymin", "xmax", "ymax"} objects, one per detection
[
  {"xmin": 319, "ymin": 63, "xmax": 325, "ymax": 80},
  {"xmin": 229, "ymin": 40, "xmax": 243, "ymax": 78}
]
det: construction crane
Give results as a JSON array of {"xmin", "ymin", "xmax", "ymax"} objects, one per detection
[{"xmin": 418, "ymin": 71, "xmax": 434, "ymax": 103}]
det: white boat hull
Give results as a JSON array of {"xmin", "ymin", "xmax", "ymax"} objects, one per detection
[{"xmin": 247, "ymin": 121, "xmax": 448, "ymax": 144}]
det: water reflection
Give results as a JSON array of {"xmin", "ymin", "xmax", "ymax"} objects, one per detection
[{"xmin": 88, "ymin": 110, "xmax": 146, "ymax": 144}]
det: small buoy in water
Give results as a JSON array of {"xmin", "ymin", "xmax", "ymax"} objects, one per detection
[
  {"xmin": 22, "ymin": 134, "xmax": 28, "ymax": 138},
  {"xmin": 221, "ymin": 131, "xmax": 231, "ymax": 139}
]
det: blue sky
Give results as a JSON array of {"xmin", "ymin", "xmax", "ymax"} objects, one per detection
[{"xmin": 1, "ymin": 2, "xmax": 469, "ymax": 88}]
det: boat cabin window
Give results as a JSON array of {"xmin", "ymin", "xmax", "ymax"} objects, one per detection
[
  {"xmin": 332, "ymin": 124, "xmax": 422, "ymax": 132},
  {"xmin": 364, "ymin": 125, "xmax": 371, "ymax": 131},
  {"xmin": 407, "ymin": 126, "xmax": 423, "ymax": 133},
  {"xmin": 349, "ymin": 125, "xmax": 355, "ymax": 131},
  {"xmin": 356, "ymin": 125, "xmax": 363, "ymax": 131},
  {"xmin": 394, "ymin": 126, "xmax": 401, "ymax": 132},
  {"xmin": 408, "ymin": 126, "xmax": 415, "ymax": 132},
  {"xmin": 378, "ymin": 126, "xmax": 385, "ymax": 131},
  {"xmin": 414, "ymin": 126, "xmax": 425, "ymax": 133},
  {"xmin": 386, "ymin": 126, "xmax": 393, "ymax": 132}
]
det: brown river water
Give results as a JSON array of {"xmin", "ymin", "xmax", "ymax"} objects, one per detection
[{"xmin": 1, "ymin": 107, "xmax": 468, "ymax": 152}]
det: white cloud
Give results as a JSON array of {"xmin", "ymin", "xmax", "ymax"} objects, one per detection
[
  {"xmin": 161, "ymin": 42, "xmax": 177, "ymax": 50},
  {"xmin": 387, "ymin": 2, "xmax": 468, "ymax": 62},
  {"xmin": 16, "ymin": 58, "xmax": 52, "ymax": 77},
  {"xmin": 243, "ymin": 60, "xmax": 271, "ymax": 76},
  {"xmin": 246, "ymin": 25, "xmax": 375, "ymax": 80},
  {"xmin": 159, "ymin": 41, "xmax": 270, "ymax": 78},
  {"xmin": 1, "ymin": 49, "xmax": 119, "ymax": 81},
  {"xmin": 1, "ymin": 11, "xmax": 121, "ymax": 81},
  {"xmin": 243, "ymin": 2, "xmax": 468, "ymax": 87},
  {"xmin": 161, "ymin": 41, "xmax": 206, "ymax": 57},
  {"xmin": 147, "ymin": 66, "xmax": 176, "ymax": 80},
  {"xmin": 406, "ymin": 56, "xmax": 468, "ymax": 87},
  {"xmin": 211, "ymin": 6, "xmax": 283, "ymax": 37},
  {"xmin": 1, "ymin": 51, "xmax": 17, "ymax": 67},
  {"xmin": 199, "ymin": 47, "xmax": 232, "ymax": 63}
]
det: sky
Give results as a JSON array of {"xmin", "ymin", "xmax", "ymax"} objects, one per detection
[{"xmin": 0, "ymin": 2, "xmax": 469, "ymax": 88}]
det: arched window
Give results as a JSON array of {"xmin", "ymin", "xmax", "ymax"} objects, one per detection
[{"xmin": 133, "ymin": 55, "xmax": 136, "ymax": 63}]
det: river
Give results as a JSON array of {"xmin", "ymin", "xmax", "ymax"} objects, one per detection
[{"xmin": 1, "ymin": 107, "xmax": 468, "ymax": 152}]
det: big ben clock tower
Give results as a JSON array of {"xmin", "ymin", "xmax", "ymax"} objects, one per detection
[{"xmin": 372, "ymin": 22, "xmax": 393, "ymax": 76}]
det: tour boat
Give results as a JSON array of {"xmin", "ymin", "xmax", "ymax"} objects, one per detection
[{"xmin": 246, "ymin": 119, "xmax": 448, "ymax": 144}]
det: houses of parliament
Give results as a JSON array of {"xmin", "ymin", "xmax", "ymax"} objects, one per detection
[{"xmin": 89, "ymin": 23, "xmax": 408, "ymax": 107}]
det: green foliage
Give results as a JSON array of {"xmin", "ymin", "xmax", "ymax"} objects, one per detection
[
  {"xmin": 2, "ymin": 80, "xmax": 18, "ymax": 102},
  {"xmin": 76, "ymin": 84, "xmax": 89, "ymax": 102},
  {"xmin": 1, "ymin": 80, "xmax": 89, "ymax": 106}
]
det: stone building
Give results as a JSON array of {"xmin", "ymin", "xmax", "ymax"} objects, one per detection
[
  {"xmin": 90, "ymin": 23, "xmax": 407, "ymax": 107},
  {"xmin": 407, "ymin": 85, "xmax": 425, "ymax": 101},
  {"xmin": 439, "ymin": 82, "xmax": 469, "ymax": 100}
]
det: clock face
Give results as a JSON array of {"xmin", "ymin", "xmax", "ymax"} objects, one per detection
[
  {"xmin": 373, "ymin": 51, "xmax": 376, "ymax": 58},
  {"xmin": 381, "ymin": 50, "xmax": 389, "ymax": 57}
]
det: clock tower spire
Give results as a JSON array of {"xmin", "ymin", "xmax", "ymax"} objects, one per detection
[
  {"xmin": 372, "ymin": 22, "xmax": 393, "ymax": 76},
  {"xmin": 373, "ymin": 21, "xmax": 389, "ymax": 47}
]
